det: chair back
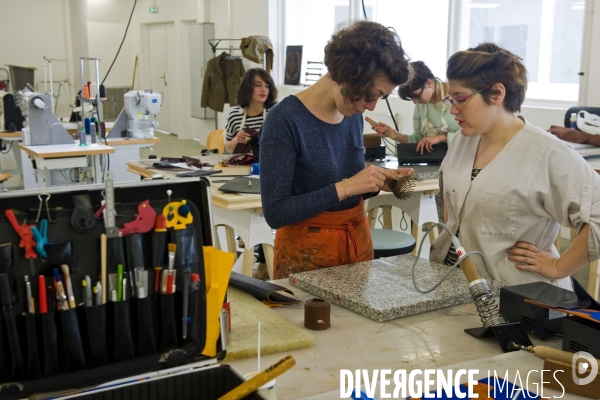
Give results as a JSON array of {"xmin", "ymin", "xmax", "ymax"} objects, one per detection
[{"xmin": 206, "ymin": 129, "xmax": 225, "ymax": 154}]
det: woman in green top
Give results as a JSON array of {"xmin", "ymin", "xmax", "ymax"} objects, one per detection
[{"xmin": 373, "ymin": 61, "xmax": 460, "ymax": 154}]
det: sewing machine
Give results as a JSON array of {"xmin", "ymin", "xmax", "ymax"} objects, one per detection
[
  {"xmin": 109, "ymin": 90, "xmax": 161, "ymax": 139},
  {"xmin": 15, "ymin": 89, "xmax": 73, "ymax": 145}
]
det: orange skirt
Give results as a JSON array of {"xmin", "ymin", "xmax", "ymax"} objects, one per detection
[{"xmin": 273, "ymin": 198, "xmax": 374, "ymax": 279}]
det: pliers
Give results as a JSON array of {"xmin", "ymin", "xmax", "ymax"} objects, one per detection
[
  {"xmin": 31, "ymin": 219, "xmax": 49, "ymax": 258},
  {"xmin": 5, "ymin": 210, "xmax": 37, "ymax": 259}
]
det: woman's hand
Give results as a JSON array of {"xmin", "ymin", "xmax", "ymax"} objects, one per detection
[
  {"xmin": 381, "ymin": 168, "xmax": 414, "ymax": 192},
  {"xmin": 224, "ymin": 131, "xmax": 252, "ymax": 153},
  {"xmin": 347, "ymin": 165, "xmax": 405, "ymax": 195},
  {"xmin": 373, "ymin": 122, "xmax": 406, "ymax": 143},
  {"xmin": 507, "ymin": 241, "xmax": 562, "ymax": 279},
  {"xmin": 416, "ymin": 134, "xmax": 446, "ymax": 154}
]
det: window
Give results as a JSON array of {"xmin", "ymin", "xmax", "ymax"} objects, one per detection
[
  {"xmin": 281, "ymin": 0, "xmax": 585, "ymax": 102},
  {"xmin": 284, "ymin": 0, "xmax": 350, "ymax": 85},
  {"xmin": 459, "ymin": 0, "xmax": 585, "ymax": 102},
  {"xmin": 368, "ymin": 0, "xmax": 450, "ymax": 80}
]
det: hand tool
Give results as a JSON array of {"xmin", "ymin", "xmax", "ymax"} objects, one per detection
[
  {"xmin": 119, "ymin": 200, "xmax": 156, "ymax": 236},
  {"xmin": 82, "ymin": 276, "xmax": 93, "ymax": 307},
  {"xmin": 166, "ymin": 243, "xmax": 177, "ymax": 294},
  {"xmin": 38, "ymin": 275, "xmax": 48, "ymax": 314},
  {"xmin": 365, "ymin": 116, "xmax": 396, "ymax": 140},
  {"xmin": 60, "ymin": 264, "xmax": 76, "ymax": 309},
  {"xmin": 182, "ymin": 257, "xmax": 190, "ymax": 339},
  {"xmin": 25, "ymin": 276, "xmax": 35, "ymax": 314},
  {"xmin": 217, "ymin": 355, "xmax": 296, "ymax": 400},
  {"xmin": 0, "ymin": 274, "xmax": 23, "ymax": 378},
  {"xmin": 511, "ymin": 343, "xmax": 600, "ymax": 365},
  {"xmin": 31, "ymin": 219, "xmax": 49, "ymax": 258},
  {"xmin": 100, "ymin": 233, "xmax": 107, "ymax": 304},
  {"xmin": 6, "ymin": 209, "xmax": 37, "ymax": 276},
  {"xmin": 52, "ymin": 268, "xmax": 69, "ymax": 311},
  {"xmin": 152, "ymin": 214, "xmax": 167, "ymax": 295}
]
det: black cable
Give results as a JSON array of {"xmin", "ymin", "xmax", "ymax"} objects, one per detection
[
  {"xmin": 101, "ymin": 0, "xmax": 137, "ymax": 85},
  {"xmin": 361, "ymin": 0, "xmax": 367, "ymax": 19},
  {"xmin": 399, "ymin": 211, "xmax": 408, "ymax": 231},
  {"xmin": 0, "ymin": 140, "xmax": 13, "ymax": 154}
]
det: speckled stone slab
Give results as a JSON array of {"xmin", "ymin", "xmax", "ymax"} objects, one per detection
[
  {"xmin": 368, "ymin": 158, "xmax": 439, "ymax": 180},
  {"xmin": 288, "ymin": 255, "xmax": 502, "ymax": 322}
]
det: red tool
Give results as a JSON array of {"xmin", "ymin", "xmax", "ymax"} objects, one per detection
[
  {"xmin": 119, "ymin": 200, "xmax": 157, "ymax": 236},
  {"xmin": 5, "ymin": 210, "xmax": 37, "ymax": 259},
  {"xmin": 38, "ymin": 275, "xmax": 47, "ymax": 314},
  {"xmin": 153, "ymin": 214, "xmax": 167, "ymax": 294}
]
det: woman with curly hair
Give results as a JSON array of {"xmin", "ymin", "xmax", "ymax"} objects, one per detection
[{"xmin": 260, "ymin": 21, "xmax": 414, "ymax": 279}]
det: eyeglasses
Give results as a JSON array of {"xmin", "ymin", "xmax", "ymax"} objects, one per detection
[
  {"xmin": 411, "ymin": 86, "xmax": 426, "ymax": 102},
  {"xmin": 364, "ymin": 91, "xmax": 392, "ymax": 103},
  {"xmin": 443, "ymin": 89, "xmax": 484, "ymax": 108}
]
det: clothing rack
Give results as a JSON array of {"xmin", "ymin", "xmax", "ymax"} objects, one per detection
[{"xmin": 207, "ymin": 38, "xmax": 268, "ymax": 129}]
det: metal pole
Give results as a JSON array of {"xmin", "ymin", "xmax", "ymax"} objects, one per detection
[{"xmin": 49, "ymin": 60, "xmax": 54, "ymax": 112}]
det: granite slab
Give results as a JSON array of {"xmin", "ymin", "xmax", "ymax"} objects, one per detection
[
  {"xmin": 367, "ymin": 157, "xmax": 439, "ymax": 180},
  {"xmin": 288, "ymin": 254, "xmax": 502, "ymax": 322}
]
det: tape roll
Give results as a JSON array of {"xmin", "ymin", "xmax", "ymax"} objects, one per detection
[{"xmin": 304, "ymin": 298, "xmax": 330, "ymax": 330}]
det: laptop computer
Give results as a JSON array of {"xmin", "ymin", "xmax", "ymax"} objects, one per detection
[{"xmin": 396, "ymin": 143, "xmax": 447, "ymax": 164}]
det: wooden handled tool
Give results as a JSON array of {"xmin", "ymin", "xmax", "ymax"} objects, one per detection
[
  {"xmin": 365, "ymin": 116, "xmax": 397, "ymax": 140},
  {"xmin": 217, "ymin": 355, "xmax": 296, "ymax": 400},
  {"xmin": 514, "ymin": 344, "xmax": 600, "ymax": 365}
]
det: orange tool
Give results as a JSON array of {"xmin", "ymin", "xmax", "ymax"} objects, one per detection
[
  {"xmin": 6, "ymin": 210, "xmax": 37, "ymax": 259},
  {"xmin": 152, "ymin": 215, "xmax": 167, "ymax": 294}
]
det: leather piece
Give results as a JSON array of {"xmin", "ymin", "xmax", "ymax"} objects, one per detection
[
  {"xmin": 218, "ymin": 176, "xmax": 261, "ymax": 194},
  {"xmin": 229, "ymin": 272, "xmax": 300, "ymax": 304},
  {"xmin": 69, "ymin": 193, "xmax": 97, "ymax": 234}
]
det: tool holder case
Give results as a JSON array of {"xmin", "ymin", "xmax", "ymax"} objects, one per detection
[{"xmin": 0, "ymin": 178, "xmax": 231, "ymax": 399}]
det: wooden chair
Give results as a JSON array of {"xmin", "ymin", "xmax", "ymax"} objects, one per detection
[{"xmin": 206, "ymin": 129, "xmax": 225, "ymax": 154}]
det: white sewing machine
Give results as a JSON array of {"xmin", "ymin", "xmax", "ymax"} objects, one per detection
[{"xmin": 110, "ymin": 90, "xmax": 161, "ymax": 139}]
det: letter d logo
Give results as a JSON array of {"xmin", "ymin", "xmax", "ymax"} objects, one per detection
[{"xmin": 572, "ymin": 351, "xmax": 598, "ymax": 386}]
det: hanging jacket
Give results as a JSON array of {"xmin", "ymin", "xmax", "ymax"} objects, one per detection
[
  {"xmin": 201, "ymin": 52, "xmax": 246, "ymax": 112},
  {"xmin": 240, "ymin": 36, "xmax": 273, "ymax": 72}
]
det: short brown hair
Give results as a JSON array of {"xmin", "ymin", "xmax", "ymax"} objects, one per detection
[
  {"xmin": 324, "ymin": 21, "xmax": 410, "ymax": 103},
  {"xmin": 446, "ymin": 42, "xmax": 527, "ymax": 113},
  {"xmin": 398, "ymin": 61, "xmax": 438, "ymax": 101},
  {"xmin": 236, "ymin": 68, "xmax": 278, "ymax": 109}
]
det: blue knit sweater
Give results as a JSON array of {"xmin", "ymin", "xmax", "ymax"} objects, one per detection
[{"xmin": 260, "ymin": 95, "xmax": 374, "ymax": 229}]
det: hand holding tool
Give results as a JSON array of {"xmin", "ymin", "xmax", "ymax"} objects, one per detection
[
  {"xmin": 365, "ymin": 116, "xmax": 396, "ymax": 140},
  {"xmin": 119, "ymin": 200, "xmax": 156, "ymax": 236},
  {"xmin": 31, "ymin": 219, "xmax": 49, "ymax": 258},
  {"xmin": 6, "ymin": 209, "xmax": 37, "ymax": 259},
  {"xmin": 217, "ymin": 355, "xmax": 296, "ymax": 400}
]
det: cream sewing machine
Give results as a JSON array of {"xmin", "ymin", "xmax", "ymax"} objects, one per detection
[{"xmin": 109, "ymin": 90, "xmax": 162, "ymax": 139}]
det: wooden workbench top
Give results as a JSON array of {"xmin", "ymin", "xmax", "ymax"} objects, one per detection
[{"xmin": 19, "ymin": 143, "xmax": 114, "ymax": 158}]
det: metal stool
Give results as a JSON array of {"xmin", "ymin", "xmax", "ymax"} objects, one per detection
[{"xmin": 371, "ymin": 228, "xmax": 416, "ymax": 259}]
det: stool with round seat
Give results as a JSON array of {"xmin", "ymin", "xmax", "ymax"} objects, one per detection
[{"xmin": 371, "ymin": 228, "xmax": 416, "ymax": 259}]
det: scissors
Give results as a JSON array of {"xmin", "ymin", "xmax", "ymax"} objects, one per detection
[{"xmin": 31, "ymin": 219, "xmax": 49, "ymax": 258}]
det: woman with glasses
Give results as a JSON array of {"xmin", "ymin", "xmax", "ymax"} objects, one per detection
[
  {"xmin": 260, "ymin": 21, "xmax": 414, "ymax": 279},
  {"xmin": 430, "ymin": 42, "xmax": 600, "ymax": 289},
  {"xmin": 224, "ymin": 68, "xmax": 278, "ymax": 154},
  {"xmin": 372, "ymin": 61, "xmax": 460, "ymax": 154}
]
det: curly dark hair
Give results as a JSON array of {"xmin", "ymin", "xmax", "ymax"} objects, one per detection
[
  {"xmin": 324, "ymin": 21, "xmax": 410, "ymax": 104},
  {"xmin": 236, "ymin": 68, "xmax": 278, "ymax": 109},
  {"xmin": 446, "ymin": 42, "xmax": 527, "ymax": 113},
  {"xmin": 398, "ymin": 61, "xmax": 439, "ymax": 101}
]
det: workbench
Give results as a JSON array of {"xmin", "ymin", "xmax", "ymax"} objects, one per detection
[{"xmin": 226, "ymin": 278, "xmax": 587, "ymax": 400}]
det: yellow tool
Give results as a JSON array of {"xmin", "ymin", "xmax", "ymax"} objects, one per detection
[
  {"xmin": 365, "ymin": 116, "xmax": 397, "ymax": 140},
  {"xmin": 217, "ymin": 355, "xmax": 296, "ymax": 400}
]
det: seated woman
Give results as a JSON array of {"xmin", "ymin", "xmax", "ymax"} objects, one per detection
[
  {"xmin": 430, "ymin": 42, "xmax": 600, "ymax": 289},
  {"xmin": 260, "ymin": 21, "xmax": 414, "ymax": 279},
  {"xmin": 372, "ymin": 61, "xmax": 460, "ymax": 154},
  {"xmin": 224, "ymin": 68, "xmax": 277, "ymax": 154}
]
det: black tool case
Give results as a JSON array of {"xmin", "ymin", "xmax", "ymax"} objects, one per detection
[{"xmin": 0, "ymin": 178, "xmax": 254, "ymax": 399}]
